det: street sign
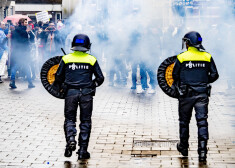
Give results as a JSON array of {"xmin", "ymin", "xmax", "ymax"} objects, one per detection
[{"xmin": 35, "ymin": 11, "xmax": 50, "ymax": 23}]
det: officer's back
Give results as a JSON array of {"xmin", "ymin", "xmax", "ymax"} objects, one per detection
[
  {"xmin": 173, "ymin": 32, "xmax": 219, "ymax": 94},
  {"xmin": 174, "ymin": 46, "xmax": 218, "ymax": 93},
  {"xmin": 54, "ymin": 34, "xmax": 104, "ymax": 160},
  {"xmin": 62, "ymin": 51, "xmax": 101, "ymax": 88},
  {"xmin": 55, "ymin": 34, "xmax": 104, "ymax": 91},
  {"xmin": 172, "ymin": 31, "xmax": 219, "ymax": 162}
]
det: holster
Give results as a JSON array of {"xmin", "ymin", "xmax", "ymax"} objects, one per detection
[
  {"xmin": 207, "ymin": 85, "xmax": 212, "ymax": 97},
  {"xmin": 81, "ymin": 88, "xmax": 96, "ymax": 96},
  {"xmin": 67, "ymin": 84, "xmax": 96, "ymax": 96},
  {"xmin": 178, "ymin": 85, "xmax": 188, "ymax": 97},
  {"xmin": 60, "ymin": 83, "xmax": 68, "ymax": 97}
]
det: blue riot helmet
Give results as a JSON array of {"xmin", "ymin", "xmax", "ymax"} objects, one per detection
[
  {"xmin": 71, "ymin": 34, "xmax": 91, "ymax": 52},
  {"xmin": 182, "ymin": 31, "xmax": 205, "ymax": 50}
]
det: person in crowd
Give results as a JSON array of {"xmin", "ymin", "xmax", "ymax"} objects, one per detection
[
  {"xmin": 57, "ymin": 20, "xmax": 64, "ymax": 30},
  {"xmin": 104, "ymin": 27, "xmax": 128, "ymax": 87},
  {"xmin": 43, "ymin": 22, "xmax": 63, "ymax": 59},
  {"xmin": 33, "ymin": 23, "xmax": 41, "ymax": 38},
  {"xmin": 109, "ymin": 56, "xmax": 128, "ymax": 87},
  {"xmin": 140, "ymin": 27, "xmax": 162, "ymax": 93},
  {"xmin": 128, "ymin": 29, "xmax": 147, "ymax": 93},
  {"xmin": 9, "ymin": 18, "xmax": 35, "ymax": 89},
  {"xmin": 38, "ymin": 21, "xmax": 43, "ymax": 29},
  {"xmin": 36, "ymin": 22, "xmax": 47, "ymax": 64},
  {"xmin": 2, "ymin": 21, "xmax": 10, "ymax": 36},
  {"xmin": 28, "ymin": 21, "xmax": 34, "ymax": 30},
  {"xmin": 0, "ymin": 21, "xmax": 8, "ymax": 83}
]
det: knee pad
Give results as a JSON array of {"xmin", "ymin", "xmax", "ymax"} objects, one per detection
[
  {"xmin": 64, "ymin": 119, "xmax": 76, "ymax": 128},
  {"xmin": 81, "ymin": 121, "xmax": 91, "ymax": 126},
  {"xmin": 80, "ymin": 121, "xmax": 92, "ymax": 132},
  {"xmin": 180, "ymin": 120, "xmax": 190, "ymax": 127},
  {"xmin": 197, "ymin": 119, "xmax": 208, "ymax": 127}
]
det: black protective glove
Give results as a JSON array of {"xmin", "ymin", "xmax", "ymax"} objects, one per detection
[
  {"xmin": 88, "ymin": 80, "xmax": 98, "ymax": 96},
  {"xmin": 50, "ymin": 81, "xmax": 60, "ymax": 92},
  {"xmin": 49, "ymin": 81, "xmax": 67, "ymax": 98},
  {"xmin": 91, "ymin": 80, "xmax": 98, "ymax": 89}
]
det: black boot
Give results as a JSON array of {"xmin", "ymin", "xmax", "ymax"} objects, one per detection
[
  {"xmin": 0, "ymin": 76, "xmax": 3, "ymax": 83},
  {"xmin": 77, "ymin": 146, "xmax": 90, "ymax": 160},
  {"xmin": 64, "ymin": 136, "xmax": 77, "ymax": 157},
  {"xmin": 198, "ymin": 141, "xmax": 207, "ymax": 162},
  {"xmin": 177, "ymin": 142, "xmax": 188, "ymax": 156},
  {"xmin": 9, "ymin": 80, "xmax": 17, "ymax": 89}
]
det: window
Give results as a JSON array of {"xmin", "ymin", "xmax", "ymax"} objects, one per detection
[{"xmin": 57, "ymin": 13, "xmax": 61, "ymax": 20}]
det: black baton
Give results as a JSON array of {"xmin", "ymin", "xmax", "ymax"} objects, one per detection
[{"xmin": 61, "ymin": 48, "xmax": 66, "ymax": 55}]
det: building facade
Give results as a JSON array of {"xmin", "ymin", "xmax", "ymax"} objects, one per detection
[
  {"xmin": 62, "ymin": 0, "xmax": 80, "ymax": 19},
  {"xmin": 0, "ymin": 0, "xmax": 15, "ymax": 21},
  {"xmin": 173, "ymin": 0, "xmax": 235, "ymax": 17},
  {"xmin": 2, "ymin": 0, "xmax": 234, "ymax": 23},
  {"xmin": 14, "ymin": 0, "xmax": 62, "ymax": 23}
]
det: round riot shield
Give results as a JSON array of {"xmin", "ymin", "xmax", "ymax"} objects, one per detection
[
  {"xmin": 40, "ymin": 56, "xmax": 65, "ymax": 99},
  {"xmin": 157, "ymin": 56, "xmax": 179, "ymax": 98}
]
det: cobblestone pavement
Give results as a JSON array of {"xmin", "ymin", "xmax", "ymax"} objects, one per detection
[{"xmin": 0, "ymin": 77, "xmax": 235, "ymax": 168}]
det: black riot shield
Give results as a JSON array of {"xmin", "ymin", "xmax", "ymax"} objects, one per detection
[
  {"xmin": 157, "ymin": 56, "xmax": 179, "ymax": 99},
  {"xmin": 40, "ymin": 56, "xmax": 65, "ymax": 99}
]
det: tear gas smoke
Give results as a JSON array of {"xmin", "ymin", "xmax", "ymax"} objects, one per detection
[{"xmin": 62, "ymin": 0, "xmax": 235, "ymax": 87}]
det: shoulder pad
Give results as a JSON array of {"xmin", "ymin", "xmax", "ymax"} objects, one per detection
[
  {"xmin": 201, "ymin": 51, "xmax": 211, "ymax": 62},
  {"xmin": 87, "ymin": 54, "xmax": 97, "ymax": 66},
  {"xmin": 62, "ymin": 54, "xmax": 72, "ymax": 63},
  {"xmin": 177, "ymin": 51, "xmax": 188, "ymax": 63}
]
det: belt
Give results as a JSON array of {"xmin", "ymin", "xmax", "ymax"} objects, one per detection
[
  {"xmin": 67, "ymin": 85, "xmax": 83, "ymax": 90},
  {"xmin": 185, "ymin": 89, "xmax": 207, "ymax": 97},
  {"xmin": 67, "ymin": 86, "xmax": 94, "ymax": 95}
]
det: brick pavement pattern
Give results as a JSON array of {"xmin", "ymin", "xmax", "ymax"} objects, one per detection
[{"xmin": 0, "ymin": 78, "xmax": 235, "ymax": 168}]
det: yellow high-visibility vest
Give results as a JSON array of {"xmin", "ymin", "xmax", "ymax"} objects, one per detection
[
  {"xmin": 62, "ymin": 51, "xmax": 97, "ymax": 66},
  {"xmin": 177, "ymin": 47, "xmax": 211, "ymax": 63}
]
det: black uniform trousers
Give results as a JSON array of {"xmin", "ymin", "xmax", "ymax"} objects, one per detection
[
  {"xmin": 64, "ymin": 89, "xmax": 93, "ymax": 147},
  {"xmin": 178, "ymin": 93, "xmax": 209, "ymax": 148}
]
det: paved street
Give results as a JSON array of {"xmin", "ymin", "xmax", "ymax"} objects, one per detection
[{"xmin": 0, "ymin": 76, "xmax": 235, "ymax": 168}]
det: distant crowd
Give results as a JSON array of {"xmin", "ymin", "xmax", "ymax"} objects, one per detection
[
  {"xmin": 0, "ymin": 17, "xmax": 234, "ymax": 91},
  {"xmin": 0, "ymin": 18, "xmax": 68, "ymax": 88}
]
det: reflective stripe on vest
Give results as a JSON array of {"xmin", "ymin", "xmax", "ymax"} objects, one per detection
[
  {"xmin": 177, "ymin": 47, "xmax": 212, "ymax": 63},
  {"xmin": 62, "ymin": 51, "xmax": 97, "ymax": 66}
]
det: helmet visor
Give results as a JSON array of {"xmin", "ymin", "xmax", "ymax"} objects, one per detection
[
  {"xmin": 182, "ymin": 38, "xmax": 190, "ymax": 50},
  {"xmin": 182, "ymin": 38, "xmax": 205, "ymax": 50},
  {"xmin": 71, "ymin": 46, "xmax": 89, "ymax": 52}
]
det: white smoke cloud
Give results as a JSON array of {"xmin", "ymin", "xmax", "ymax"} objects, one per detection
[{"xmin": 63, "ymin": 0, "xmax": 235, "ymax": 86}]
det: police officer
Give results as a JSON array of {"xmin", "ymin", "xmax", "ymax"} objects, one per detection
[
  {"xmin": 53, "ymin": 34, "xmax": 104, "ymax": 159},
  {"xmin": 172, "ymin": 31, "xmax": 219, "ymax": 162}
]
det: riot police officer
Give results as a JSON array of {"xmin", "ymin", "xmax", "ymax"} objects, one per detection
[
  {"xmin": 172, "ymin": 31, "xmax": 219, "ymax": 162},
  {"xmin": 53, "ymin": 34, "xmax": 104, "ymax": 159}
]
